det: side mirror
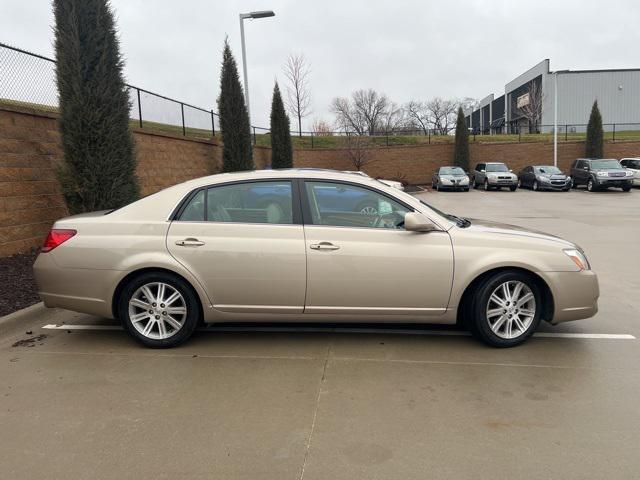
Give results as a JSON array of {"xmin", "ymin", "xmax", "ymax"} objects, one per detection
[
  {"xmin": 404, "ymin": 212, "xmax": 439, "ymax": 233},
  {"xmin": 583, "ymin": 166, "xmax": 589, "ymax": 170},
  {"xmin": 509, "ymin": 169, "xmax": 513, "ymax": 172},
  {"xmin": 480, "ymin": 169, "xmax": 486, "ymax": 173}
]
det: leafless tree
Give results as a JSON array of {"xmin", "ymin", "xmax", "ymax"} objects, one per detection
[
  {"xmin": 378, "ymin": 101, "xmax": 406, "ymax": 133},
  {"xmin": 404, "ymin": 100, "xmax": 430, "ymax": 135},
  {"xmin": 344, "ymin": 135, "xmax": 375, "ymax": 171},
  {"xmin": 425, "ymin": 97, "xmax": 458, "ymax": 135},
  {"xmin": 311, "ymin": 119, "xmax": 333, "ymax": 136},
  {"xmin": 331, "ymin": 89, "xmax": 390, "ymax": 135},
  {"xmin": 514, "ymin": 81, "xmax": 544, "ymax": 132},
  {"xmin": 458, "ymin": 97, "xmax": 480, "ymax": 112},
  {"xmin": 283, "ymin": 54, "xmax": 312, "ymax": 137}
]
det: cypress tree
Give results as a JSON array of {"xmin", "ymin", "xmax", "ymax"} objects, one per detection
[
  {"xmin": 218, "ymin": 40, "xmax": 253, "ymax": 172},
  {"xmin": 453, "ymin": 106, "xmax": 470, "ymax": 171},
  {"xmin": 269, "ymin": 82, "xmax": 293, "ymax": 169},
  {"xmin": 585, "ymin": 100, "xmax": 604, "ymax": 158},
  {"xmin": 54, "ymin": 0, "xmax": 139, "ymax": 214}
]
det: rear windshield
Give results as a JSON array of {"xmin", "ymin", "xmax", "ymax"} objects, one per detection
[
  {"xmin": 486, "ymin": 164, "xmax": 509, "ymax": 172},
  {"xmin": 590, "ymin": 159, "xmax": 622, "ymax": 169}
]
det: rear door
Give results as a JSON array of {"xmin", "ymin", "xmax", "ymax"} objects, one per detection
[
  {"xmin": 167, "ymin": 179, "xmax": 306, "ymax": 314},
  {"xmin": 300, "ymin": 180, "xmax": 454, "ymax": 316}
]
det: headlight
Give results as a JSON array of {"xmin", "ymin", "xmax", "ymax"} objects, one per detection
[
  {"xmin": 564, "ymin": 249, "xmax": 591, "ymax": 270},
  {"xmin": 596, "ymin": 171, "xmax": 609, "ymax": 177},
  {"xmin": 626, "ymin": 170, "xmax": 634, "ymax": 177},
  {"xmin": 539, "ymin": 176, "xmax": 551, "ymax": 183}
]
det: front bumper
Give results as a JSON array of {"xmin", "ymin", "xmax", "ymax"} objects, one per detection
[
  {"xmin": 487, "ymin": 178, "xmax": 517, "ymax": 186},
  {"xmin": 539, "ymin": 270, "xmax": 599, "ymax": 324},
  {"xmin": 595, "ymin": 178, "xmax": 633, "ymax": 188},
  {"xmin": 539, "ymin": 180, "xmax": 571, "ymax": 190}
]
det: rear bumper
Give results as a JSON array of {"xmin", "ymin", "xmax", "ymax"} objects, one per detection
[
  {"xmin": 33, "ymin": 253, "xmax": 118, "ymax": 318},
  {"xmin": 539, "ymin": 270, "xmax": 599, "ymax": 324}
]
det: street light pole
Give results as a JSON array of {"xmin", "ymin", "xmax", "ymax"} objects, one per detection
[
  {"xmin": 239, "ymin": 10, "xmax": 275, "ymax": 125},
  {"xmin": 553, "ymin": 71, "xmax": 558, "ymax": 167}
]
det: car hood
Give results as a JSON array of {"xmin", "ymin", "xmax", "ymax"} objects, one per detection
[
  {"xmin": 591, "ymin": 168, "xmax": 626, "ymax": 173},
  {"xmin": 537, "ymin": 173, "xmax": 568, "ymax": 179},
  {"xmin": 487, "ymin": 172, "xmax": 516, "ymax": 178},
  {"xmin": 465, "ymin": 218, "xmax": 574, "ymax": 246},
  {"xmin": 441, "ymin": 174, "xmax": 468, "ymax": 179}
]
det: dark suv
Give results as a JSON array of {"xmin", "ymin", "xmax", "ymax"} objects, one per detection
[{"xmin": 570, "ymin": 158, "xmax": 634, "ymax": 192}]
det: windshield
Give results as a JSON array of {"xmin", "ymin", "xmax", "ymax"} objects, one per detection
[
  {"xmin": 486, "ymin": 163, "xmax": 509, "ymax": 172},
  {"xmin": 440, "ymin": 167, "xmax": 466, "ymax": 175},
  {"xmin": 624, "ymin": 160, "xmax": 640, "ymax": 169},
  {"xmin": 535, "ymin": 166, "xmax": 562, "ymax": 174},
  {"xmin": 590, "ymin": 159, "xmax": 622, "ymax": 169}
]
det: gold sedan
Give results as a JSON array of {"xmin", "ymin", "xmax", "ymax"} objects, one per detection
[{"xmin": 34, "ymin": 169, "xmax": 599, "ymax": 348}]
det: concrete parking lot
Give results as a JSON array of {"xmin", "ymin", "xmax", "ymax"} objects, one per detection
[{"xmin": 1, "ymin": 187, "xmax": 639, "ymax": 479}]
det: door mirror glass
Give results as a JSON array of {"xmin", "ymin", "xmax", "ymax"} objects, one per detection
[
  {"xmin": 480, "ymin": 169, "xmax": 486, "ymax": 173},
  {"xmin": 404, "ymin": 213, "xmax": 439, "ymax": 232}
]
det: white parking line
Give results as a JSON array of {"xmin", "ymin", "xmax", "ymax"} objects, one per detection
[{"xmin": 41, "ymin": 324, "xmax": 635, "ymax": 339}]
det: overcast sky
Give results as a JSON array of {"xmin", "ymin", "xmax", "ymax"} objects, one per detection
[{"xmin": 2, "ymin": 0, "xmax": 640, "ymax": 130}]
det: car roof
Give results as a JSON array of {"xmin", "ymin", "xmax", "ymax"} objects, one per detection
[
  {"xmin": 485, "ymin": 162, "xmax": 507, "ymax": 164},
  {"xmin": 176, "ymin": 168, "xmax": 387, "ymax": 189}
]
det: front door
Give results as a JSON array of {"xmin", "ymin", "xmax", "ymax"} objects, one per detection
[
  {"xmin": 301, "ymin": 180, "xmax": 454, "ymax": 316},
  {"xmin": 167, "ymin": 180, "xmax": 306, "ymax": 314}
]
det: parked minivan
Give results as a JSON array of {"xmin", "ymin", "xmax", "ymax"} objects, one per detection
[{"xmin": 570, "ymin": 158, "xmax": 634, "ymax": 192}]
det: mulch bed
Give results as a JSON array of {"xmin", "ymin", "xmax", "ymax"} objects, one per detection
[{"xmin": 0, "ymin": 249, "xmax": 40, "ymax": 317}]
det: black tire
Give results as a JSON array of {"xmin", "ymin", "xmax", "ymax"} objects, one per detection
[
  {"xmin": 472, "ymin": 178, "xmax": 478, "ymax": 189},
  {"xmin": 484, "ymin": 179, "xmax": 491, "ymax": 191},
  {"xmin": 118, "ymin": 271, "xmax": 200, "ymax": 348},
  {"xmin": 509, "ymin": 185, "xmax": 517, "ymax": 192},
  {"xmin": 464, "ymin": 187, "xmax": 470, "ymax": 192},
  {"xmin": 517, "ymin": 179, "xmax": 522, "ymax": 189},
  {"xmin": 587, "ymin": 178, "xmax": 596, "ymax": 192},
  {"xmin": 570, "ymin": 177, "xmax": 577, "ymax": 189},
  {"xmin": 622, "ymin": 186, "xmax": 632, "ymax": 192},
  {"xmin": 532, "ymin": 180, "xmax": 539, "ymax": 191},
  {"xmin": 468, "ymin": 270, "xmax": 542, "ymax": 348}
]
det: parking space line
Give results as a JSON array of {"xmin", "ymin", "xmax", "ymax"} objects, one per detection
[{"xmin": 41, "ymin": 324, "xmax": 635, "ymax": 339}]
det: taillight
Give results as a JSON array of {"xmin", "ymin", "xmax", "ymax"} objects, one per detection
[{"xmin": 42, "ymin": 229, "xmax": 77, "ymax": 252}]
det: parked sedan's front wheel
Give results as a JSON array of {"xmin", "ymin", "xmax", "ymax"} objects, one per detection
[
  {"xmin": 118, "ymin": 271, "xmax": 200, "ymax": 348},
  {"xmin": 469, "ymin": 271, "xmax": 542, "ymax": 347}
]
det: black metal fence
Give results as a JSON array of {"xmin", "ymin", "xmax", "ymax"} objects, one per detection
[
  {"xmin": 3, "ymin": 41, "xmax": 640, "ymax": 148},
  {"xmin": 0, "ymin": 42, "xmax": 219, "ymax": 139}
]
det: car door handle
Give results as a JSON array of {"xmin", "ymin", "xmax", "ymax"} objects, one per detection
[
  {"xmin": 175, "ymin": 238, "xmax": 205, "ymax": 247},
  {"xmin": 310, "ymin": 242, "xmax": 340, "ymax": 251}
]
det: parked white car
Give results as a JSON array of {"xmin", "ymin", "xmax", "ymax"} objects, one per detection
[
  {"xmin": 620, "ymin": 158, "xmax": 640, "ymax": 186},
  {"xmin": 344, "ymin": 171, "xmax": 405, "ymax": 191}
]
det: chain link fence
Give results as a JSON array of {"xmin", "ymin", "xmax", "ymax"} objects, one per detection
[{"xmin": 0, "ymin": 42, "xmax": 218, "ymax": 139}]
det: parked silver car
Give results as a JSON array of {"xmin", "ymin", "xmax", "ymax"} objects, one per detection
[
  {"xmin": 472, "ymin": 162, "xmax": 518, "ymax": 191},
  {"xmin": 432, "ymin": 166, "xmax": 470, "ymax": 191},
  {"xmin": 620, "ymin": 158, "xmax": 640, "ymax": 186},
  {"xmin": 34, "ymin": 169, "xmax": 599, "ymax": 349}
]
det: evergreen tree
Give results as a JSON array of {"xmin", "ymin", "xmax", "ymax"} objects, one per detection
[
  {"xmin": 585, "ymin": 100, "xmax": 604, "ymax": 158},
  {"xmin": 218, "ymin": 40, "xmax": 253, "ymax": 172},
  {"xmin": 453, "ymin": 107, "xmax": 470, "ymax": 171},
  {"xmin": 269, "ymin": 82, "xmax": 293, "ymax": 169},
  {"xmin": 54, "ymin": 0, "xmax": 139, "ymax": 214}
]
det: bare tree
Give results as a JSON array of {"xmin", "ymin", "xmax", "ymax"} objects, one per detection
[
  {"xmin": 458, "ymin": 97, "xmax": 480, "ymax": 112},
  {"xmin": 283, "ymin": 54, "xmax": 312, "ymax": 137},
  {"xmin": 426, "ymin": 97, "xmax": 458, "ymax": 135},
  {"xmin": 514, "ymin": 81, "xmax": 544, "ymax": 133},
  {"xmin": 344, "ymin": 135, "xmax": 375, "ymax": 171},
  {"xmin": 311, "ymin": 119, "xmax": 333, "ymax": 136},
  {"xmin": 331, "ymin": 89, "xmax": 390, "ymax": 135},
  {"xmin": 404, "ymin": 100, "xmax": 430, "ymax": 135},
  {"xmin": 378, "ymin": 101, "xmax": 405, "ymax": 133}
]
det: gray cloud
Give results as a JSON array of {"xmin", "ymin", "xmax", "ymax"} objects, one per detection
[{"xmin": 2, "ymin": 0, "xmax": 640, "ymax": 130}]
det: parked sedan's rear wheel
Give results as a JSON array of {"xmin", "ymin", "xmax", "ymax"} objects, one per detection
[
  {"xmin": 119, "ymin": 272, "xmax": 200, "ymax": 348},
  {"xmin": 469, "ymin": 271, "xmax": 542, "ymax": 347}
]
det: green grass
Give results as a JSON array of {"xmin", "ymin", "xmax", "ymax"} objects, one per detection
[{"xmin": 4, "ymin": 97, "xmax": 640, "ymax": 148}]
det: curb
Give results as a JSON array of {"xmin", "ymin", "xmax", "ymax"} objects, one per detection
[{"xmin": 0, "ymin": 302, "xmax": 47, "ymax": 335}]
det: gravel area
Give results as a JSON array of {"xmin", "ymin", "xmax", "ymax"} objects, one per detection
[{"xmin": 0, "ymin": 249, "xmax": 40, "ymax": 317}]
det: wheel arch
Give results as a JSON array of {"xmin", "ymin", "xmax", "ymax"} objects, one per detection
[
  {"xmin": 111, "ymin": 267, "xmax": 204, "ymax": 322},
  {"xmin": 456, "ymin": 266, "xmax": 554, "ymax": 326}
]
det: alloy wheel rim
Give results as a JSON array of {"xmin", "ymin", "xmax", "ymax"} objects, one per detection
[
  {"xmin": 484, "ymin": 180, "xmax": 489, "ymax": 190},
  {"xmin": 485, "ymin": 281, "xmax": 536, "ymax": 339},
  {"xmin": 128, "ymin": 282, "xmax": 187, "ymax": 340},
  {"xmin": 360, "ymin": 206, "xmax": 378, "ymax": 215},
  {"xmin": 533, "ymin": 181, "xmax": 538, "ymax": 190}
]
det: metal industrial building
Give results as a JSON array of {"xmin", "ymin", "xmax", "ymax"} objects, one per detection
[{"xmin": 465, "ymin": 59, "xmax": 640, "ymax": 135}]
